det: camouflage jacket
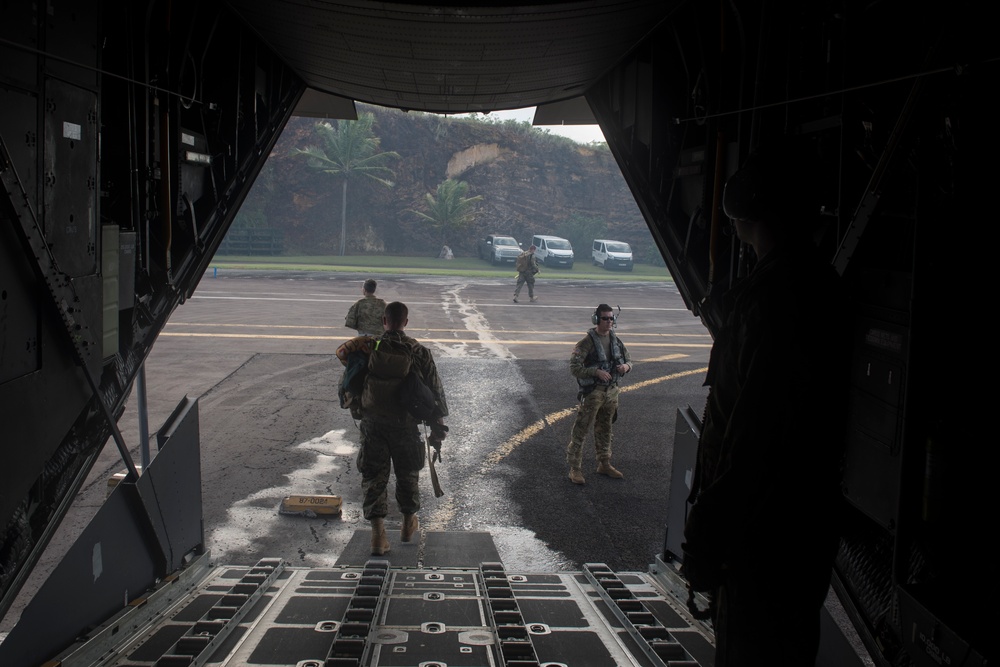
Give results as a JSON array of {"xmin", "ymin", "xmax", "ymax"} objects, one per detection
[{"xmin": 345, "ymin": 295, "xmax": 387, "ymax": 335}]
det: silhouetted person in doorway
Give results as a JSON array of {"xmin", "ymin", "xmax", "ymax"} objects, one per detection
[{"xmin": 682, "ymin": 143, "xmax": 851, "ymax": 665}]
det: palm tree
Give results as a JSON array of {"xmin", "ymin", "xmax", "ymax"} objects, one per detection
[
  {"xmin": 410, "ymin": 179, "xmax": 483, "ymax": 247},
  {"xmin": 292, "ymin": 113, "xmax": 399, "ymax": 255}
]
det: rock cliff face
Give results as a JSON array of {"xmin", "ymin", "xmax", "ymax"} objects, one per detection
[{"xmin": 246, "ymin": 105, "xmax": 651, "ymax": 261}]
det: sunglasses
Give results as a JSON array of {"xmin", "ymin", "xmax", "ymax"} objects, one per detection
[{"xmin": 599, "ymin": 316, "xmax": 615, "ymax": 321}]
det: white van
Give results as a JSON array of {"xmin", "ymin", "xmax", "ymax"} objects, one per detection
[
  {"xmin": 592, "ymin": 239, "xmax": 633, "ymax": 271},
  {"xmin": 531, "ymin": 234, "xmax": 574, "ymax": 268}
]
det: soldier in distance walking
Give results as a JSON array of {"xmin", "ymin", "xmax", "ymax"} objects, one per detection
[
  {"xmin": 345, "ymin": 278, "xmax": 387, "ymax": 337},
  {"xmin": 513, "ymin": 244, "xmax": 539, "ymax": 302}
]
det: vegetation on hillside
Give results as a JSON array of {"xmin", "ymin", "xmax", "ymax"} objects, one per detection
[
  {"xmin": 232, "ymin": 104, "xmax": 653, "ymax": 262},
  {"xmin": 291, "ymin": 113, "xmax": 400, "ymax": 255},
  {"xmin": 408, "ymin": 179, "xmax": 484, "ymax": 246}
]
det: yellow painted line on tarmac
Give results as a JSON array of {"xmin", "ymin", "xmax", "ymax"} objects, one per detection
[
  {"xmin": 478, "ymin": 366, "xmax": 708, "ymax": 474},
  {"xmin": 168, "ymin": 321, "xmax": 710, "ymax": 338},
  {"xmin": 640, "ymin": 353, "xmax": 689, "ymax": 362},
  {"xmin": 424, "ymin": 495, "xmax": 456, "ymax": 531},
  {"xmin": 159, "ymin": 331, "xmax": 711, "ymax": 348},
  {"xmin": 161, "ymin": 332, "xmax": 342, "ymax": 340}
]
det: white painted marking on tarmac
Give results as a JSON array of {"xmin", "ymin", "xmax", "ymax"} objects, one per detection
[
  {"xmin": 207, "ymin": 429, "xmax": 358, "ymax": 566},
  {"xmin": 434, "ymin": 284, "xmax": 514, "ymax": 359}
]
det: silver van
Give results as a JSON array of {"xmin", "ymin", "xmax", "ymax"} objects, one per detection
[
  {"xmin": 592, "ymin": 239, "xmax": 633, "ymax": 271},
  {"xmin": 531, "ymin": 234, "xmax": 574, "ymax": 268}
]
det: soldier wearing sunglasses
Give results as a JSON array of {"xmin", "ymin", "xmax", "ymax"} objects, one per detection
[{"xmin": 567, "ymin": 303, "xmax": 633, "ymax": 485}]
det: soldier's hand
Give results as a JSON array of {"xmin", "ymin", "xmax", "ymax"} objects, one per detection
[
  {"xmin": 428, "ymin": 434, "xmax": 443, "ymax": 462},
  {"xmin": 596, "ymin": 369, "xmax": 612, "ymax": 382},
  {"xmin": 430, "ymin": 420, "xmax": 448, "ymax": 441},
  {"xmin": 430, "ymin": 441, "xmax": 442, "ymax": 462}
]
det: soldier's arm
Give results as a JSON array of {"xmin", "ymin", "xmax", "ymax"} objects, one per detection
[
  {"xmin": 620, "ymin": 340, "xmax": 633, "ymax": 372},
  {"xmin": 418, "ymin": 348, "xmax": 449, "ymax": 418},
  {"xmin": 569, "ymin": 337, "xmax": 597, "ymax": 379},
  {"xmin": 344, "ymin": 301, "xmax": 358, "ymax": 328}
]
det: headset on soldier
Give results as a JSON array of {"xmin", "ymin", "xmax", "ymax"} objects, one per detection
[{"xmin": 591, "ymin": 304, "xmax": 622, "ymax": 327}]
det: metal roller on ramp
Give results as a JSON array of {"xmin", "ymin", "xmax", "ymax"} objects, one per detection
[{"xmin": 30, "ymin": 530, "xmax": 716, "ymax": 666}]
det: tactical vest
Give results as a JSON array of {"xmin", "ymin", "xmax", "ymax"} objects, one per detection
[{"xmin": 576, "ymin": 329, "xmax": 626, "ymax": 394}]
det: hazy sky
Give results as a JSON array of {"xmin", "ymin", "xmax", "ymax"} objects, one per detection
[{"xmin": 454, "ymin": 107, "xmax": 606, "ymax": 145}]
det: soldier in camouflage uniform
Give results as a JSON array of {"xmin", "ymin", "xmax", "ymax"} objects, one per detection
[
  {"xmin": 358, "ymin": 301, "xmax": 449, "ymax": 555},
  {"xmin": 567, "ymin": 304, "xmax": 632, "ymax": 485},
  {"xmin": 345, "ymin": 278, "xmax": 387, "ymax": 336},
  {"xmin": 513, "ymin": 245, "xmax": 539, "ymax": 302}
]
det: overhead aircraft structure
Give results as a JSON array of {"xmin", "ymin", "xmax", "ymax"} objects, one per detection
[{"xmin": 0, "ymin": 1, "xmax": 992, "ymax": 665}]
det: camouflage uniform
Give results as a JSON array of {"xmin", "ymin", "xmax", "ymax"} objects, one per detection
[
  {"xmin": 567, "ymin": 329, "xmax": 631, "ymax": 468},
  {"xmin": 513, "ymin": 250, "xmax": 539, "ymax": 300},
  {"xmin": 357, "ymin": 330, "xmax": 448, "ymax": 521},
  {"xmin": 345, "ymin": 294, "xmax": 387, "ymax": 336}
]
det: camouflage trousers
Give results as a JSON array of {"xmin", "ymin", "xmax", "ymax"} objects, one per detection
[
  {"xmin": 566, "ymin": 385, "xmax": 620, "ymax": 468},
  {"xmin": 358, "ymin": 416, "xmax": 425, "ymax": 520},
  {"xmin": 514, "ymin": 272, "xmax": 535, "ymax": 298}
]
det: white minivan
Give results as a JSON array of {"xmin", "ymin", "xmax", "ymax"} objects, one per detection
[
  {"xmin": 531, "ymin": 235, "xmax": 574, "ymax": 268},
  {"xmin": 592, "ymin": 239, "xmax": 633, "ymax": 271}
]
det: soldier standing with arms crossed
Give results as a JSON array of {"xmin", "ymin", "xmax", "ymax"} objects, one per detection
[{"xmin": 567, "ymin": 304, "xmax": 632, "ymax": 484}]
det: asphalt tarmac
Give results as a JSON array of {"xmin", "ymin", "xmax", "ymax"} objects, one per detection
[{"xmin": 3, "ymin": 270, "xmax": 712, "ymax": 631}]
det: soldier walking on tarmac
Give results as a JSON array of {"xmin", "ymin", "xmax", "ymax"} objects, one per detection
[
  {"xmin": 513, "ymin": 244, "xmax": 539, "ymax": 302},
  {"xmin": 345, "ymin": 278, "xmax": 387, "ymax": 336},
  {"xmin": 567, "ymin": 303, "xmax": 632, "ymax": 484},
  {"xmin": 358, "ymin": 301, "xmax": 449, "ymax": 555}
]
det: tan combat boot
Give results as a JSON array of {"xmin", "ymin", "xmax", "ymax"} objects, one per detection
[
  {"xmin": 401, "ymin": 513, "xmax": 419, "ymax": 543},
  {"xmin": 596, "ymin": 460, "xmax": 624, "ymax": 479},
  {"xmin": 371, "ymin": 518, "xmax": 390, "ymax": 555},
  {"xmin": 569, "ymin": 467, "xmax": 586, "ymax": 485}
]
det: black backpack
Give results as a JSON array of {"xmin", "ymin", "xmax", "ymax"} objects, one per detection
[{"xmin": 399, "ymin": 369, "xmax": 438, "ymax": 422}]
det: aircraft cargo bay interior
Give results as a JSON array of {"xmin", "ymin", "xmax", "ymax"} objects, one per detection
[{"xmin": 0, "ymin": 1, "xmax": 993, "ymax": 666}]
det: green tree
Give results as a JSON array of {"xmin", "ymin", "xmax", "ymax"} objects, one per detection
[
  {"xmin": 556, "ymin": 213, "xmax": 607, "ymax": 258},
  {"xmin": 292, "ymin": 113, "xmax": 399, "ymax": 255},
  {"xmin": 409, "ymin": 179, "xmax": 483, "ymax": 247}
]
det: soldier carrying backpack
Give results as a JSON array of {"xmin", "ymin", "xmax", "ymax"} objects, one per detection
[
  {"xmin": 343, "ymin": 301, "xmax": 449, "ymax": 556},
  {"xmin": 513, "ymin": 244, "xmax": 540, "ymax": 303}
]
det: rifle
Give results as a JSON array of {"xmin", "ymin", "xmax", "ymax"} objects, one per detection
[{"xmin": 426, "ymin": 437, "xmax": 444, "ymax": 497}]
